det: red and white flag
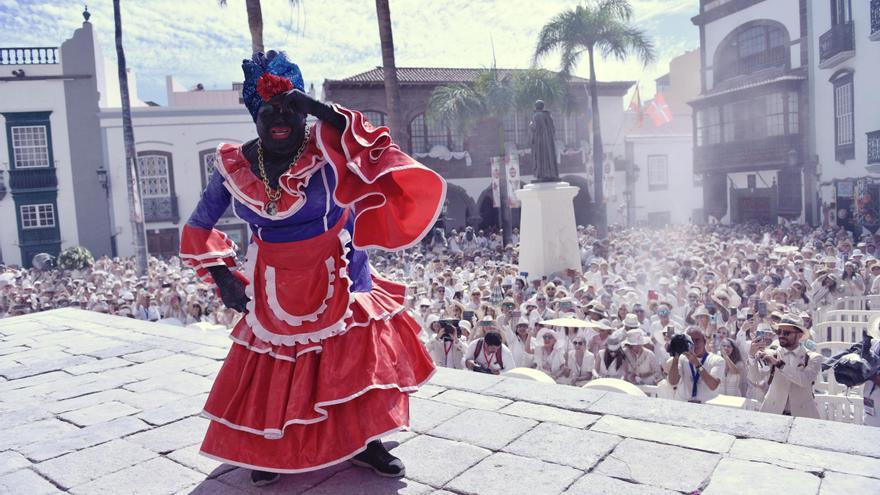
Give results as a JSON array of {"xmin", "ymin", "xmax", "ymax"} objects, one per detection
[
  {"xmin": 628, "ymin": 84, "xmax": 643, "ymax": 127},
  {"xmin": 646, "ymin": 92, "xmax": 673, "ymax": 127}
]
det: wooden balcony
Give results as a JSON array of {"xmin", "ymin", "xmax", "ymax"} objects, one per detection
[
  {"xmin": 868, "ymin": 130, "xmax": 880, "ymax": 165},
  {"xmin": 8, "ymin": 168, "xmax": 58, "ymax": 191},
  {"xmin": 694, "ymin": 134, "xmax": 803, "ymax": 174},
  {"xmin": 872, "ymin": 0, "xmax": 880, "ymax": 42},
  {"xmin": 819, "ymin": 22, "xmax": 855, "ymax": 69}
]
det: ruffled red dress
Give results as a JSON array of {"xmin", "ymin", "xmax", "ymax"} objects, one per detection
[{"xmin": 179, "ymin": 106, "xmax": 445, "ymax": 472}]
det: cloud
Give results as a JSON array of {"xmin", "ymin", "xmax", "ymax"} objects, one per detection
[{"xmin": 0, "ymin": 0, "xmax": 699, "ymax": 104}]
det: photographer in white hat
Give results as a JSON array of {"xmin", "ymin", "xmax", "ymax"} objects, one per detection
[{"xmin": 747, "ymin": 314, "xmax": 822, "ymax": 418}]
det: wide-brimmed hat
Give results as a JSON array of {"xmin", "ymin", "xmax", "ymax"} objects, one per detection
[
  {"xmin": 622, "ymin": 313, "xmax": 640, "ymax": 328},
  {"xmin": 624, "ymin": 329, "xmax": 647, "ymax": 346},
  {"xmin": 774, "ymin": 314, "xmax": 808, "ymax": 334},
  {"xmin": 692, "ymin": 305, "xmax": 710, "ymax": 318},
  {"xmin": 593, "ymin": 318, "xmax": 615, "ymax": 332},
  {"xmin": 536, "ymin": 327, "xmax": 557, "ymax": 342},
  {"xmin": 587, "ymin": 302, "xmax": 607, "ymax": 317},
  {"xmin": 605, "ymin": 336, "xmax": 622, "ymax": 352}
]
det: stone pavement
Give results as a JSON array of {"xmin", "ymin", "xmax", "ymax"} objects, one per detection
[{"xmin": 1, "ymin": 309, "xmax": 879, "ymax": 494}]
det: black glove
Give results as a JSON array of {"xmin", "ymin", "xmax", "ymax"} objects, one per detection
[
  {"xmin": 207, "ymin": 265, "xmax": 250, "ymax": 313},
  {"xmin": 281, "ymin": 89, "xmax": 346, "ymax": 131}
]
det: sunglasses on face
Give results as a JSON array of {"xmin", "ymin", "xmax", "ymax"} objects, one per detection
[
  {"xmin": 777, "ymin": 330, "xmax": 799, "ymax": 337},
  {"xmin": 572, "ymin": 341, "xmax": 586, "ymax": 346}
]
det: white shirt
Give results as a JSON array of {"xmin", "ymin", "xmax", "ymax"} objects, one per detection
[
  {"xmin": 462, "ymin": 339, "xmax": 516, "ymax": 373},
  {"xmin": 565, "ymin": 349, "xmax": 595, "ymax": 386},
  {"xmin": 596, "ymin": 350, "xmax": 627, "ymax": 379},
  {"xmin": 624, "ymin": 347, "xmax": 660, "ymax": 385},
  {"xmin": 671, "ymin": 353, "xmax": 725, "ymax": 403}
]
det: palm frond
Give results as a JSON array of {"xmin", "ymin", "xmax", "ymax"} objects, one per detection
[
  {"xmin": 427, "ymin": 84, "xmax": 485, "ymax": 135},
  {"xmin": 599, "ymin": 0, "xmax": 634, "ymax": 22},
  {"xmin": 512, "ymin": 69, "xmax": 565, "ymax": 112}
]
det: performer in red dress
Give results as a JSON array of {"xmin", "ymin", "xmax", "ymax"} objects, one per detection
[{"xmin": 180, "ymin": 51, "xmax": 445, "ymax": 485}]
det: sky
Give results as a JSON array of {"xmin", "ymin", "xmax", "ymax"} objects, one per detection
[{"xmin": 0, "ymin": 0, "xmax": 699, "ymax": 106}]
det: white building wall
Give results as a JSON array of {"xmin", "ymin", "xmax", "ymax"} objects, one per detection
[
  {"xmin": 0, "ymin": 79, "xmax": 78, "ymax": 266},
  {"xmin": 629, "ymin": 134, "xmax": 701, "ymax": 224},
  {"xmin": 100, "ymin": 108, "xmax": 255, "ymax": 258},
  {"xmin": 811, "ymin": 1, "xmax": 880, "ymax": 197}
]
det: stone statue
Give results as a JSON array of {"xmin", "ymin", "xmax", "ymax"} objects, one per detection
[{"xmin": 529, "ymin": 100, "xmax": 559, "ymax": 182}]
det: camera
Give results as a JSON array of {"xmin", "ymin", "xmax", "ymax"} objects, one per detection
[
  {"xmin": 438, "ymin": 319, "xmax": 460, "ymax": 341},
  {"xmin": 667, "ymin": 333, "xmax": 693, "ymax": 356},
  {"xmin": 471, "ymin": 363, "xmax": 494, "ymax": 374}
]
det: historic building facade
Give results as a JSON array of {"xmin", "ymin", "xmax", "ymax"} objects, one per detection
[
  {"xmin": 810, "ymin": 0, "xmax": 880, "ymax": 233},
  {"xmin": 0, "ymin": 15, "xmax": 121, "ymax": 267},
  {"xmin": 692, "ymin": 0, "xmax": 880, "ymax": 229},
  {"xmin": 323, "ymin": 68, "xmax": 633, "ymax": 230},
  {"xmin": 691, "ymin": 0, "xmax": 812, "ymax": 224}
]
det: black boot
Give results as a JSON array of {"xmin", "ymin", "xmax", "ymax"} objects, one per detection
[
  {"xmin": 351, "ymin": 440, "xmax": 406, "ymax": 477},
  {"xmin": 250, "ymin": 469, "xmax": 281, "ymax": 487}
]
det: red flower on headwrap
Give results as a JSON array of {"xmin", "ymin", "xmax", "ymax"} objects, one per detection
[{"xmin": 256, "ymin": 73, "xmax": 294, "ymax": 102}]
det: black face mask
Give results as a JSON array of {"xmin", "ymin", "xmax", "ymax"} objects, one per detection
[{"xmin": 255, "ymin": 97, "xmax": 307, "ymax": 156}]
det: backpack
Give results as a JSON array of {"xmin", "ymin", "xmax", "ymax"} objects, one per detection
[{"xmin": 474, "ymin": 338, "xmax": 503, "ymax": 368}]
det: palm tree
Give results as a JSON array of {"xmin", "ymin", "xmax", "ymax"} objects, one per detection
[
  {"xmin": 374, "ymin": 0, "xmax": 407, "ymax": 153},
  {"xmin": 533, "ymin": 0, "xmax": 654, "ymax": 238},
  {"xmin": 113, "ymin": 0, "xmax": 148, "ymax": 275},
  {"xmin": 219, "ymin": 0, "xmax": 301, "ymax": 55},
  {"xmin": 428, "ymin": 68, "xmax": 565, "ymax": 244}
]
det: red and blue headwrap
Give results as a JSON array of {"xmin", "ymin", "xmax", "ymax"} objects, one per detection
[{"xmin": 241, "ymin": 51, "xmax": 305, "ymax": 121}]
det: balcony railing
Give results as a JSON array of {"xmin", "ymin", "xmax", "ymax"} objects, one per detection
[
  {"xmin": 143, "ymin": 196, "xmax": 179, "ymax": 223},
  {"xmin": 868, "ymin": 131, "xmax": 880, "ymax": 165},
  {"xmin": 694, "ymin": 134, "xmax": 803, "ymax": 173},
  {"xmin": 871, "ymin": 0, "xmax": 880, "ymax": 41},
  {"xmin": 0, "ymin": 47, "xmax": 59, "ymax": 65},
  {"xmin": 819, "ymin": 22, "xmax": 855, "ymax": 68},
  {"xmin": 8, "ymin": 168, "xmax": 58, "ymax": 190}
]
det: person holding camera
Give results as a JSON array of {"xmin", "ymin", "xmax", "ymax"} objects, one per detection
[
  {"xmin": 667, "ymin": 327, "xmax": 724, "ymax": 403},
  {"xmin": 428, "ymin": 319, "xmax": 467, "ymax": 369},
  {"xmin": 463, "ymin": 330, "xmax": 515, "ymax": 375},
  {"xmin": 747, "ymin": 314, "xmax": 822, "ymax": 418}
]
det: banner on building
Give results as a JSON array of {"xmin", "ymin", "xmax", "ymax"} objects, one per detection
[
  {"xmin": 505, "ymin": 154, "xmax": 521, "ymax": 208},
  {"xmin": 490, "ymin": 157, "xmax": 502, "ymax": 208}
]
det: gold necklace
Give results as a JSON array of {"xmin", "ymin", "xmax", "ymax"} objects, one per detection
[{"xmin": 257, "ymin": 125, "xmax": 311, "ymax": 216}]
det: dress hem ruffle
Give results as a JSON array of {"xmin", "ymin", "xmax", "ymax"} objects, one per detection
[{"xmin": 199, "ymin": 366, "xmax": 435, "ymax": 440}]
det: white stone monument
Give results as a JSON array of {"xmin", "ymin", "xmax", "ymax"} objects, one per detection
[{"xmin": 516, "ymin": 181, "xmax": 582, "ymax": 279}]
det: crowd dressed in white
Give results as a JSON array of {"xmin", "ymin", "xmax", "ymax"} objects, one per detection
[{"xmin": 2, "ymin": 222, "xmax": 878, "ymax": 424}]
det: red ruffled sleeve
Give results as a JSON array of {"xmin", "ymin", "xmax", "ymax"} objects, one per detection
[
  {"xmin": 179, "ymin": 225, "xmax": 239, "ymax": 283},
  {"xmin": 315, "ymin": 105, "xmax": 446, "ymax": 251}
]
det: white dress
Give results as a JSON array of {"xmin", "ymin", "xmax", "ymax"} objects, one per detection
[
  {"xmin": 596, "ymin": 350, "xmax": 627, "ymax": 379},
  {"xmin": 565, "ymin": 349, "xmax": 595, "ymax": 386}
]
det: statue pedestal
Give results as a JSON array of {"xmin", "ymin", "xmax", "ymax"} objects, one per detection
[{"xmin": 515, "ymin": 181, "xmax": 581, "ymax": 279}]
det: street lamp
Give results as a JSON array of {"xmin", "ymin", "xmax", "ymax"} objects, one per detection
[
  {"xmin": 787, "ymin": 148, "xmax": 799, "ymax": 167},
  {"xmin": 96, "ymin": 165, "xmax": 108, "ymax": 194}
]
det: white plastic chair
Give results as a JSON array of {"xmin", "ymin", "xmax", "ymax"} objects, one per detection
[
  {"xmin": 637, "ymin": 384, "xmax": 659, "ymax": 398},
  {"xmin": 812, "ymin": 320, "xmax": 870, "ymax": 343},
  {"xmin": 819, "ymin": 309, "xmax": 878, "ymax": 324},
  {"xmin": 814, "ymin": 394, "xmax": 865, "ymax": 425}
]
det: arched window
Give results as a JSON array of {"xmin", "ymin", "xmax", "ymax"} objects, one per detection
[
  {"xmin": 199, "ymin": 148, "xmax": 234, "ymax": 218},
  {"xmin": 409, "ymin": 113, "xmax": 463, "ymax": 153},
  {"xmin": 714, "ymin": 23, "xmax": 788, "ymax": 84},
  {"xmin": 362, "ymin": 110, "xmax": 387, "ymax": 127},
  {"xmin": 137, "ymin": 150, "xmax": 178, "ymax": 222}
]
